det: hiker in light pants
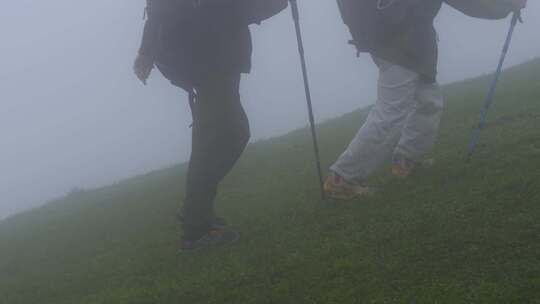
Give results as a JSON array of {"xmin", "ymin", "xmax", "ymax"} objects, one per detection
[
  {"xmin": 332, "ymin": 57, "xmax": 443, "ymax": 183},
  {"xmin": 326, "ymin": 0, "xmax": 527, "ymax": 200}
]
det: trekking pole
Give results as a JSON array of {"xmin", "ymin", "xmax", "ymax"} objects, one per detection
[
  {"xmin": 467, "ymin": 11, "xmax": 521, "ymax": 160},
  {"xmin": 289, "ymin": 0, "xmax": 325, "ymax": 199}
]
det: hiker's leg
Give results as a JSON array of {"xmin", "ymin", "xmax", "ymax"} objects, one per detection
[
  {"xmin": 182, "ymin": 73, "xmax": 250, "ymax": 240},
  {"xmin": 393, "ymin": 81, "xmax": 444, "ymax": 161},
  {"xmin": 331, "ymin": 57, "xmax": 419, "ymax": 183}
]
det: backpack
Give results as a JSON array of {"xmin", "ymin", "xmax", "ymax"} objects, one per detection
[
  {"xmin": 145, "ymin": 0, "xmax": 194, "ymax": 26},
  {"xmin": 337, "ymin": 0, "xmax": 420, "ymax": 52},
  {"xmin": 145, "ymin": 0, "xmax": 288, "ymax": 28},
  {"xmin": 143, "ymin": 0, "xmax": 287, "ymax": 89}
]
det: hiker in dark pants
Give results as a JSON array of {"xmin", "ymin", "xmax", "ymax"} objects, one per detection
[
  {"xmin": 183, "ymin": 72, "xmax": 248, "ymax": 245},
  {"xmin": 134, "ymin": 0, "xmax": 288, "ymax": 250},
  {"xmin": 324, "ymin": 0, "xmax": 527, "ymax": 200}
]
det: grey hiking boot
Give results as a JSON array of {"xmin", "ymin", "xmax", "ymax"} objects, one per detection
[
  {"xmin": 180, "ymin": 226, "xmax": 240, "ymax": 252},
  {"xmin": 210, "ymin": 216, "xmax": 227, "ymax": 230},
  {"xmin": 176, "ymin": 213, "xmax": 227, "ymax": 228}
]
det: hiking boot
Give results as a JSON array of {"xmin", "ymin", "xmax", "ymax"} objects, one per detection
[
  {"xmin": 391, "ymin": 157, "xmax": 417, "ymax": 178},
  {"xmin": 180, "ymin": 226, "xmax": 240, "ymax": 252},
  {"xmin": 324, "ymin": 172, "xmax": 372, "ymax": 200},
  {"xmin": 177, "ymin": 213, "xmax": 227, "ymax": 229},
  {"xmin": 392, "ymin": 156, "xmax": 435, "ymax": 178},
  {"xmin": 211, "ymin": 216, "xmax": 227, "ymax": 230}
]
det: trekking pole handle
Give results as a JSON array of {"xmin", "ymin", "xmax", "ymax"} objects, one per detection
[
  {"xmin": 289, "ymin": 0, "xmax": 304, "ymax": 56},
  {"xmin": 290, "ymin": 0, "xmax": 300, "ymax": 22},
  {"xmin": 500, "ymin": 12, "xmax": 520, "ymax": 63}
]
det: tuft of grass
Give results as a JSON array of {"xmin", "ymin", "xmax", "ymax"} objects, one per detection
[{"xmin": 1, "ymin": 59, "xmax": 540, "ymax": 304}]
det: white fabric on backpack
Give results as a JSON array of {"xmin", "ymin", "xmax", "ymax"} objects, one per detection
[
  {"xmin": 445, "ymin": 0, "xmax": 514, "ymax": 19},
  {"xmin": 330, "ymin": 56, "xmax": 444, "ymax": 183}
]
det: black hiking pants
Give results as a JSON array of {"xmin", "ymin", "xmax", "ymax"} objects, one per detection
[{"xmin": 181, "ymin": 72, "xmax": 250, "ymax": 240}]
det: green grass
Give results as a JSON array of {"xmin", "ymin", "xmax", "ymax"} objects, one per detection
[{"xmin": 1, "ymin": 58, "xmax": 540, "ymax": 304}]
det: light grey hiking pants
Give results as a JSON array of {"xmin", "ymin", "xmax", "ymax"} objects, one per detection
[{"xmin": 331, "ymin": 57, "xmax": 444, "ymax": 183}]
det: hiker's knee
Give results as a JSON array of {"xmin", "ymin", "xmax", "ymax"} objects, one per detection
[
  {"xmin": 417, "ymin": 83, "xmax": 444, "ymax": 114},
  {"xmin": 237, "ymin": 116, "xmax": 251, "ymax": 149}
]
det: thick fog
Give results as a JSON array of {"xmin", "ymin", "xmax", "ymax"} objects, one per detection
[{"xmin": 1, "ymin": 0, "xmax": 539, "ymax": 219}]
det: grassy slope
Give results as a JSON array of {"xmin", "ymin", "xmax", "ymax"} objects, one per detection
[{"xmin": 1, "ymin": 59, "xmax": 540, "ymax": 304}]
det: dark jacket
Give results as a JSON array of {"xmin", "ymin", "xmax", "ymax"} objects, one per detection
[
  {"xmin": 339, "ymin": 0, "xmax": 515, "ymax": 82},
  {"xmin": 139, "ymin": 0, "xmax": 287, "ymax": 89}
]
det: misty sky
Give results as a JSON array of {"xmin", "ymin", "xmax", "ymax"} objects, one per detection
[{"xmin": 1, "ymin": 0, "xmax": 539, "ymax": 220}]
